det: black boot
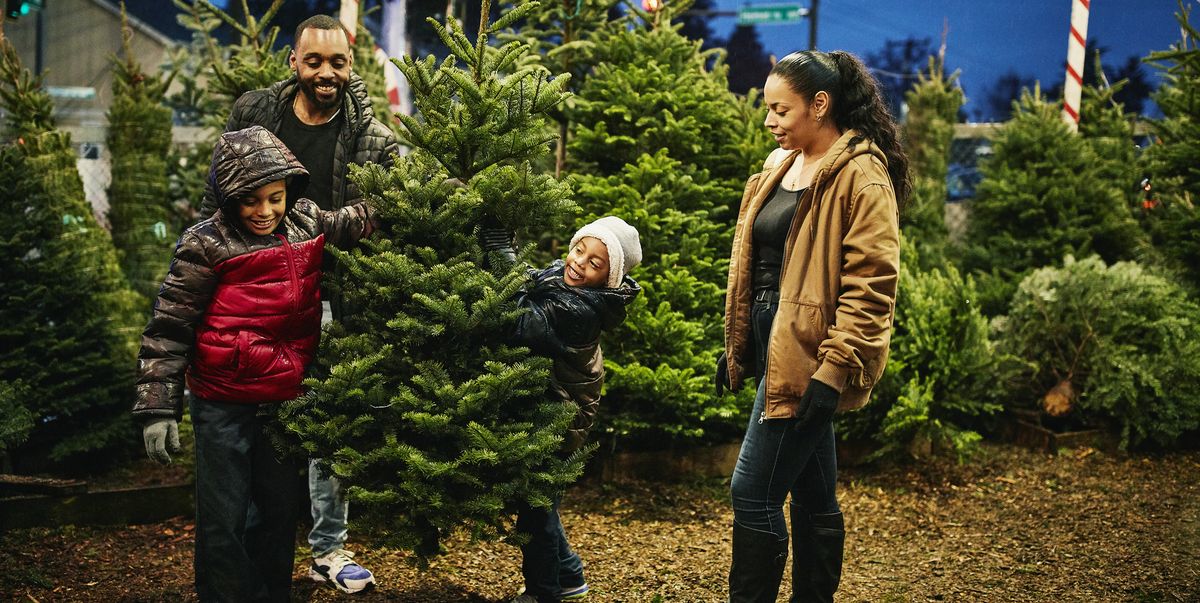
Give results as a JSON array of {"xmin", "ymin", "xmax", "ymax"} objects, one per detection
[
  {"xmin": 789, "ymin": 508, "xmax": 844, "ymax": 603},
  {"xmin": 728, "ymin": 522, "xmax": 789, "ymax": 603}
]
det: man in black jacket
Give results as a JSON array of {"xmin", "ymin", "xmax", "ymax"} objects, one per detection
[{"xmin": 201, "ymin": 14, "xmax": 400, "ymax": 595}]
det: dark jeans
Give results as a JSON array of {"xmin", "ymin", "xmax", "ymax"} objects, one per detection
[
  {"xmin": 516, "ymin": 496, "xmax": 586, "ymax": 603},
  {"xmin": 192, "ymin": 398, "xmax": 304, "ymax": 602},
  {"xmin": 730, "ymin": 296, "xmax": 840, "ymax": 540}
]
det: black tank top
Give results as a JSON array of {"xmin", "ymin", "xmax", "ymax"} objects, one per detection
[{"xmin": 752, "ymin": 183, "xmax": 806, "ymax": 291}]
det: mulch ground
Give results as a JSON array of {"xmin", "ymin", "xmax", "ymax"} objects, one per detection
[{"xmin": 2, "ymin": 442, "xmax": 1198, "ymax": 602}]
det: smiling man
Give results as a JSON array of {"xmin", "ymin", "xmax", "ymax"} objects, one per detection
[{"xmin": 197, "ymin": 14, "xmax": 400, "ymax": 596}]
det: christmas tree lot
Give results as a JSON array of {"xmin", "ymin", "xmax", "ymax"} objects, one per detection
[
  {"xmin": 0, "ymin": 40, "xmax": 143, "ymax": 468},
  {"xmin": 277, "ymin": 1, "xmax": 582, "ymax": 557}
]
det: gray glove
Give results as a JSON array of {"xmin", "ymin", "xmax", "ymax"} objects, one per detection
[{"xmin": 143, "ymin": 418, "xmax": 181, "ymax": 465}]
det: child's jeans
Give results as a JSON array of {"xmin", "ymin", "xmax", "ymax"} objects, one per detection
[
  {"xmin": 516, "ymin": 496, "xmax": 586, "ymax": 602},
  {"xmin": 192, "ymin": 398, "xmax": 304, "ymax": 602}
]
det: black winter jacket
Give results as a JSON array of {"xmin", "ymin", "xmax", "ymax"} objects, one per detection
[
  {"xmin": 513, "ymin": 260, "xmax": 641, "ymax": 452},
  {"xmin": 199, "ymin": 73, "xmax": 400, "ymax": 218}
]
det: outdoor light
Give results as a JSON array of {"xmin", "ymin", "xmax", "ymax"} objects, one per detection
[
  {"xmin": 5, "ymin": 0, "xmax": 42, "ymax": 19},
  {"xmin": 642, "ymin": 0, "xmax": 662, "ymax": 11}
]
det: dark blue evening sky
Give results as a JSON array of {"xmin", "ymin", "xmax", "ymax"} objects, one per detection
[{"xmin": 708, "ymin": 0, "xmax": 1186, "ymax": 121}]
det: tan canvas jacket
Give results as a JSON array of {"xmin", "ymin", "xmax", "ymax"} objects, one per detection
[{"xmin": 723, "ymin": 129, "xmax": 900, "ymax": 418}]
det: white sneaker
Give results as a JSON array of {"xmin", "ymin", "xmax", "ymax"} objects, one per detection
[{"xmin": 309, "ymin": 548, "xmax": 376, "ymax": 594}]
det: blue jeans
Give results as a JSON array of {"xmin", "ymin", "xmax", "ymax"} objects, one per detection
[
  {"xmin": 192, "ymin": 398, "xmax": 304, "ymax": 602},
  {"xmin": 516, "ymin": 497, "xmax": 586, "ymax": 602},
  {"xmin": 309, "ymin": 300, "xmax": 349, "ymax": 556},
  {"xmin": 729, "ymin": 297, "xmax": 840, "ymax": 541},
  {"xmin": 308, "ymin": 458, "xmax": 349, "ymax": 556}
]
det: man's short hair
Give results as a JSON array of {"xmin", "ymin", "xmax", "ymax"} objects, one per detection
[{"xmin": 294, "ymin": 15, "xmax": 351, "ymax": 48}]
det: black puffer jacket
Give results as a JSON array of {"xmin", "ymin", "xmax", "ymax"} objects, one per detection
[
  {"xmin": 199, "ymin": 73, "xmax": 400, "ymax": 218},
  {"xmin": 513, "ymin": 260, "xmax": 641, "ymax": 452}
]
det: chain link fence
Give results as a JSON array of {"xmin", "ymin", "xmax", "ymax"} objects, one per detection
[{"xmin": 64, "ymin": 123, "xmax": 210, "ymax": 230}]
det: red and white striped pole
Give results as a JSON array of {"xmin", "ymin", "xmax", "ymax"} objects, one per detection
[
  {"xmin": 339, "ymin": 0, "xmax": 360, "ymax": 43},
  {"xmin": 341, "ymin": 0, "xmax": 406, "ymax": 116},
  {"xmin": 1061, "ymin": 0, "xmax": 1090, "ymax": 132}
]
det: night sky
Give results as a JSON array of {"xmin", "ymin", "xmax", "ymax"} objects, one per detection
[{"xmin": 707, "ymin": 0, "xmax": 1187, "ymax": 121}]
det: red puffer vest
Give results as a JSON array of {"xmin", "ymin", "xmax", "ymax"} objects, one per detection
[{"xmin": 187, "ymin": 232, "xmax": 324, "ymax": 403}]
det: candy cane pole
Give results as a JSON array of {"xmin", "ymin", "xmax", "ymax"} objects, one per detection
[
  {"xmin": 340, "ymin": 0, "xmax": 360, "ymax": 43},
  {"xmin": 1061, "ymin": 0, "xmax": 1090, "ymax": 132},
  {"xmin": 341, "ymin": 0, "xmax": 407, "ymax": 115}
]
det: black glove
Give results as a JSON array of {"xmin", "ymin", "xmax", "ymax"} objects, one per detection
[
  {"xmin": 715, "ymin": 352, "xmax": 732, "ymax": 397},
  {"xmin": 795, "ymin": 378, "xmax": 839, "ymax": 431},
  {"xmin": 477, "ymin": 215, "xmax": 516, "ymax": 270}
]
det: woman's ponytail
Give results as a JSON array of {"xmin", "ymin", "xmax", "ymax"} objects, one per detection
[{"xmin": 828, "ymin": 51, "xmax": 911, "ymax": 209}]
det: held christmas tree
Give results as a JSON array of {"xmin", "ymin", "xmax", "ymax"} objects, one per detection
[{"xmin": 279, "ymin": 1, "xmax": 581, "ymax": 558}]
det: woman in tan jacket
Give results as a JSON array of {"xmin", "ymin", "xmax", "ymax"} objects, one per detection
[{"xmin": 718, "ymin": 50, "xmax": 909, "ymax": 602}]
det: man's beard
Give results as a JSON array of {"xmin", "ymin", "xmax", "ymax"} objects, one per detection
[{"xmin": 299, "ymin": 78, "xmax": 345, "ymax": 111}]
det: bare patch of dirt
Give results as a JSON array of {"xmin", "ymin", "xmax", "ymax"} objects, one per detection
[{"xmin": 2, "ymin": 443, "xmax": 1197, "ymax": 602}]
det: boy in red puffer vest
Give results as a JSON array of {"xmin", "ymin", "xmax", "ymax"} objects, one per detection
[{"xmin": 132, "ymin": 125, "xmax": 374, "ymax": 602}]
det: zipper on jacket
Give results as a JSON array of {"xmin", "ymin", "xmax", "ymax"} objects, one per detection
[
  {"xmin": 761, "ymin": 172, "xmax": 816, "ymax": 419},
  {"xmin": 276, "ymin": 234, "xmax": 301, "ymax": 315}
]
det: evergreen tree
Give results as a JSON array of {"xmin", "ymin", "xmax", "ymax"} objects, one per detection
[
  {"xmin": 902, "ymin": 56, "xmax": 962, "ymax": 270},
  {"xmin": 0, "ymin": 41, "xmax": 142, "ymax": 467},
  {"xmin": 107, "ymin": 3, "xmax": 177, "ymax": 303},
  {"xmin": 568, "ymin": 12, "xmax": 747, "ymax": 183},
  {"xmin": 962, "ymin": 88, "xmax": 1145, "ymax": 314},
  {"xmin": 500, "ymin": 0, "xmax": 614, "ymax": 176},
  {"xmin": 566, "ymin": 7, "xmax": 773, "ymax": 448},
  {"xmin": 167, "ymin": 0, "xmax": 293, "ymax": 216},
  {"xmin": 0, "ymin": 380, "xmax": 34, "ymax": 459},
  {"xmin": 278, "ymin": 1, "xmax": 581, "ymax": 557},
  {"xmin": 1141, "ymin": 2, "xmax": 1200, "ymax": 294},
  {"xmin": 836, "ymin": 238, "xmax": 1010, "ymax": 463}
]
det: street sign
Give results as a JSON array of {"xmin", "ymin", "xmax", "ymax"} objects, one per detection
[{"xmin": 738, "ymin": 4, "xmax": 806, "ymax": 25}]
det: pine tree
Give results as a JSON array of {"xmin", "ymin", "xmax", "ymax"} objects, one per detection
[
  {"xmin": 0, "ymin": 41, "xmax": 142, "ymax": 467},
  {"xmin": 167, "ymin": 0, "xmax": 293, "ymax": 216},
  {"xmin": 902, "ymin": 56, "xmax": 962, "ymax": 271},
  {"xmin": 499, "ymin": 0, "xmax": 614, "ymax": 176},
  {"xmin": 1142, "ymin": 2, "xmax": 1200, "ymax": 293},
  {"xmin": 107, "ymin": 3, "xmax": 177, "ymax": 303},
  {"xmin": 568, "ymin": 11, "xmax": 748, "ymax": 183},
  {"xmin": 963, "ymin": 88, "xmax": 1145, "ymax": 315},
  {"xmin": 278, "ymin": 1, "xmax": 581, "ymax": 558},
  {"xmin": 565, "ymin": 7, "xmax": 772, "ymax": 448}
]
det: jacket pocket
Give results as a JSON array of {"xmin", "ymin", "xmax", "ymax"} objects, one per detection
[
  {"xmin": 194, "ymin": 330, "xmax": 237, "ymax": 374},
  {"xmin": 234, "ymin": 331, "xmax": 286, "ymax": 380},
  {"xmin": 767, "ymin": 300, "xmax": 825, "ymax": 397}
]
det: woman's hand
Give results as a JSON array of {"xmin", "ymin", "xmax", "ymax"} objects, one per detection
[
  {"xmin": 795, "ymin": 379, "xmax": 838, "ymax": 430},
  {"xmin": 715, "ymin": 352, "xmax": 732, "ymax": 396}
]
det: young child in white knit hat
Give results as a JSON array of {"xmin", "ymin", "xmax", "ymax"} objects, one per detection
[{"xmin": 482, "ymin": 216, "xmax": 642, "ymax": 603}]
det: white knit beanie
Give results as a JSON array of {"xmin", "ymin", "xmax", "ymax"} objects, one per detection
[{"xmin": 569, "ymin": 216, "xmax": 642, "ymax": 288}]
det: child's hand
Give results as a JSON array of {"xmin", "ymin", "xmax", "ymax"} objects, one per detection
[{"xmin": 143, "ymin": 418, "xmax": 181, "ymax": 465}]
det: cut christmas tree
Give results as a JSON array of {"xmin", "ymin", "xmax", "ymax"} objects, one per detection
[{"xmin": 278, "ymin": 1, "xmax": 580, "ymax": 558}]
